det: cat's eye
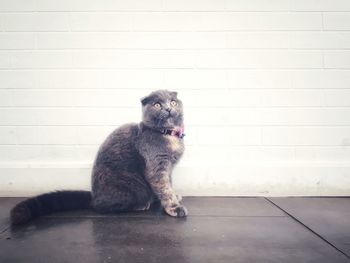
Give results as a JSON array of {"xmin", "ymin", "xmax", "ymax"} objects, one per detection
[
  {"xmin": 154, "ymin": 103, "xmax": 161, "ymax": 109},
  {"xmin": 170, "ymin": 100, "xmax": 177, "ymax": 106}
]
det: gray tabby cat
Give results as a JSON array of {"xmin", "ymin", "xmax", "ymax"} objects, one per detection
[{"xmin": 11, "ymin": 90, "xmax": 187, "ymax": 225}]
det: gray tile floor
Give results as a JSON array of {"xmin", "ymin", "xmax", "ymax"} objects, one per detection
[{"xmin": 0, "ymin": 197, "xmax": 349, "ymax": 263}]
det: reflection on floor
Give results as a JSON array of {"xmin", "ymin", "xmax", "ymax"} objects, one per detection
[{"xmin": 0, "ymin": 197, "xmax": 349, "ymax": 263}]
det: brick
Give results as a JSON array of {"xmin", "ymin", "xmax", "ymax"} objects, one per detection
[
  {"xmin": 11, "ymin": 90, "xmax": 75, "ymax": 107},
  {"xmin": 324, "ymin": 12, "xmax": 350, "ymax": 30},
  {"xmin": 0, "ymin": 70, "xmax": 102, "ymax": 89},
  {"xmin": 0, "ymin": 127, "xmax": 17, "ymax": 144},
  {"xmin": 0, "ymin": 90, "xmax": 12, "ymax": 106},
  {"xmin": 72, "ymin": 50, "xmax": 195, "ymax": 68},
  {"xmin": 0, "ymin": 108, "xmax": 140, "ymax": 125},
  {"xmin": 72, "ymin": 0, "xmax": 162, "ymax": 11},
  {"xmin": 262, "ymin": 127, "xmax": 350, "ymax": 146},
  {"xmin": 70, "ymin": 13, "xmax": 133, "ymax": 31},
  {"xmin": 193, "ymin": 12, "xmax": 322, "ymax": 31},
  {"xmin": 239, "ymin": 107, "xmax": 350, "ymax": 126},
  {"xmin": 295, "ymin": 146, "xmax": 350, "ymax": 162},
  {"xmin": 102, "ymin": 70, "xmax": 163, "ymax": 89},
  {"xmin": 228, "ymin": 146, "xmax": 295, "ymax": 162},
  {"xmin": 292, "ymin": 0, "xmax": 350, "ymax": 11},
  {"xmin": 39, "ymin": 108, "xmax": 140, "ymax": 126},
  {"xmin": 76, "ymin": 126, "xmax": 115, "ymax": 144},
  {"xmin": 261, "ymin": 90, "xmax": 324, "ymax": 107},
  {"xmin": 185, "ymin": 108, "xmax": 229, "ymax": 126},
  {"xmin": 0, "ymin": 71, "xmax": 37, "ymax": 89},
  {"xmin": 181, "ymin": 89, "xmax": 262, "ymax": 107},
  {"xmin": 0, "ymin": 33, "xmax": 36, "ymax": 49},
  {"xmin": 291, "ymin": 32, "xmax": 350, "ymax": 49},
  {"xmin": 227, "ymin": 70, "xmax": 292, "ymax": 89},
  {"xmin": 228, "ymin": 108, "xmax": 264, "ymax": 126},
  {"xmin": 196, "ymin": 50, "xmax": 323, "ymax": 69},
  {"xmin": 132, "ymin": 13, "xmax": 196, "ymax": 31},
  {"xmin": 35, "ymin": 0, "xmax": 72, "ymax": 11},
  {"xmin": 14, "ymin": 126, "xmax": 111, "ymax": 146},
  {"xmin": 324, "ymin": 89, "xmax": 350, "ymax": 106},
  {"xmin": 182, "ymin": 146, "xmax": 295, "ymax": 165},
  {"xmin": 181, "ymin": 146, "xmax": 231, "ymax": 166},
  {"xmin": 157, "ymin": 32, "xmax": 226, "ymax": 49},
  {"xmin": 163, "ymin": 69, "xmax": 227, "ymax": 90},
  {"xmin": 0, "ymin": 52, "xmax": 10, "ymax": 68},
  {"xmin": 2, "ymin": 13, "xmax": 70, "ymax": 31},
  {"xmin": 0, "ymin": 109, "xmax": 41, "ymax": 125},
  {"xmin": 132, "ymin": 13, "xmax": 322, "ymax": 31},
  {"xmin": 0, "ymin": 145, "xmax": 97, "ymax": 162},
  {"xmin": 195, "ymin": 126, "xmax": 261, "ymax": 146},
  {"xmin": 325, "ymin": 51, "xmax": 350, "ymax": 69},
  {"xmin": 37, "ymin": 32, "xmax": 226, "ymax": 49},
  {"xmin": 259, "ymin": 108, "xmax": 350, "ymax": 126},
  {"xmin": 10, "ymin": 89, "xmax": 150, "ymax": 107},
  {"xmin": 292, "ymin": 70, "xmax": 350, "ymax": 89},
  {"xmin": 163, "ymin": 0, "xmax": 226, "ymax": 11},
  {"xmin": 227, "ymin": 32, "xmax": 290, "ymax": 49},
  {"xmin": 0, "ymin": 0, "xmax": 36, "ymax": 11},
  {"xmin": 225, "ymin": 0, "xmax": 291, "ymax": 11},
  {"xmin": 35, "ymin": 70, "xmax": 102, "ymax": 89},
  {"xmin": 10, "ymin": 51, "xmax": 72, "ymax": 69},
  {"xmin": 16, "ymin": 126, "xmax": 78, "ymax": 145}
]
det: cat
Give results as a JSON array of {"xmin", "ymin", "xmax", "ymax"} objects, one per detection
[{"xmin": 11, "ymin": 89, "xmax": 188, "ymax": 225}]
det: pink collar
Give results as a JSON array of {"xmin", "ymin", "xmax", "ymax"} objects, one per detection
[
  {"xmin": 160, "ymin": 127, "xmax": 185, "ymax": 139},
  {"xmin": 141, "ymin": 123, "xmax": 185, "ymax": 139}
]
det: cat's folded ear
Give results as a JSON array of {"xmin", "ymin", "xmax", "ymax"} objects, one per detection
[
  {"xmin": 170, "ymin": 91, "xmax": 178, "ymax": 97},
  {"xmin": 141, "ymin": 95, "xmax": 151, "ymax": 106}
]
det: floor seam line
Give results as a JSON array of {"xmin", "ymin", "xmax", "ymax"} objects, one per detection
[
  {"xmin": 42, "ymin": 215, "xmax": 288, "ymax": 219},
  {"xmin": 265, "ymin": 197, "xmax": 350, "ymax": 260}
]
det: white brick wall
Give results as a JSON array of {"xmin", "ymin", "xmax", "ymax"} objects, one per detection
[{"xmin": 1, "ymin": 0, "xmax": 350, "ymax": 196}]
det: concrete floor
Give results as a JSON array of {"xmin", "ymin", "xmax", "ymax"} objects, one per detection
[{"xmin": 0, "ymin": 197, "xmax": 349, "ymax": 263}]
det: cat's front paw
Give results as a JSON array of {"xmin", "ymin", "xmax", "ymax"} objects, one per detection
[{"xmin": 164, "ymin": 205, "xmax": 188, "ymax": 218}]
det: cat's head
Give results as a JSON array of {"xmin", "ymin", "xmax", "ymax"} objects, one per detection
[{"xmin": 141, "ymin": 90, "xmax": 184, "ymax": 129}]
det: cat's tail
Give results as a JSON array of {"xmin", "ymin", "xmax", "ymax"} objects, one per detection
[{"xmin": 10, "ymin": 190, "xmax": 91, "ymax": 225}]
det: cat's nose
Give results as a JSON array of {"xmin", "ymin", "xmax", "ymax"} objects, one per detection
[{"xmin": 165, "ymin": 108, "xmax": 171, "ymax": 113}]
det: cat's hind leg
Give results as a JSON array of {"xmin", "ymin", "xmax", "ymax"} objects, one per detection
[
  {"xmin": 92, "ymin": 185, "xmax": 152, "ymax": 214},
  {"xmin": 92, "ymin": 190, "xmax": 136, "ymax": 214}
]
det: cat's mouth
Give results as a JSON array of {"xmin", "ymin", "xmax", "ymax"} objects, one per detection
[{"xmin": 153, "ymin": 112, "xmax": 175, "ymax": 128}]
